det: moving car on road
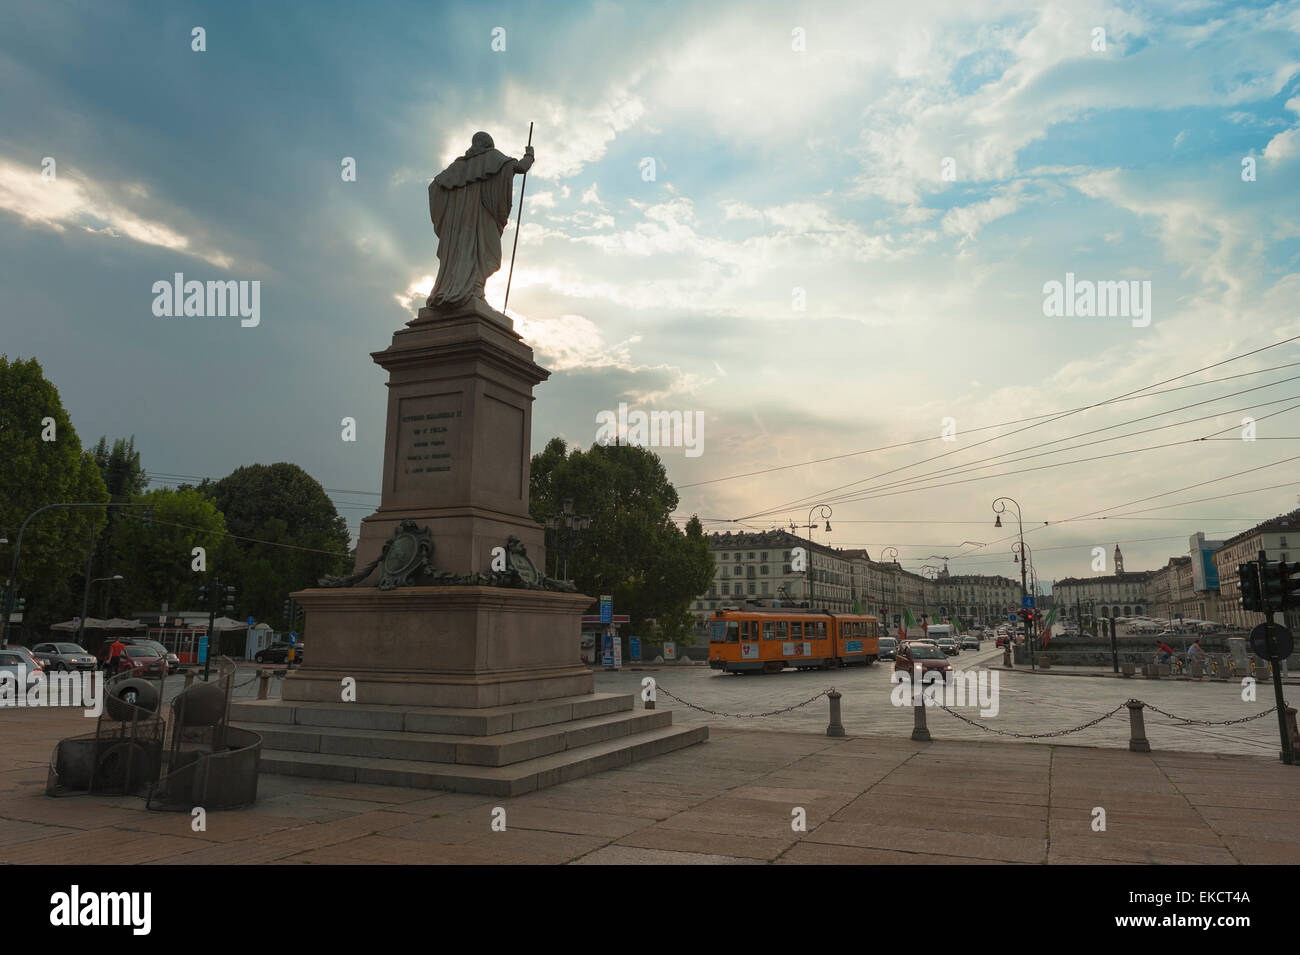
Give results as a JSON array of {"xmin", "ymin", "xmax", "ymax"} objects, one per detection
[
  {"xmin": 120, "ymin": 644, "xmax": 167, "ymax": 677},
  {"xmin": 255, "ymin": 641, "xmax": 305, "ymax": 664},
  {"xmin": 0, "ymin": 650, "xmax": 42, "ymax": 690},
  {"xmin": 960, "ymin": 635, "xmax": 980, "ymax": 650},
  {"xmin": 935, "ymin": 637, "xmax": 960, "ymax": 656},
  {"xmin": 877, "ymin": 636, "xmax": 898, "ymax": 660},
  {"xmin": 894, "ymin": 643, "xmax": 953, "ymax": 681}
]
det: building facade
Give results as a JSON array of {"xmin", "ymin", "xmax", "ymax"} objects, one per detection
[
  {"xmin": 933, "ymin": 571, "xmax": 1021, "ymax": 627},
  {"xmin": 1212, "ymin": 509, "xmax": 1300, "ymax": 631},
  {"xmin": 1053, "ymin": 572, "xmax": 1152, "ymax": 621}
]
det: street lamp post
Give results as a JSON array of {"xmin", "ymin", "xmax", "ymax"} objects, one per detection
[
  {"xmin": 803, "ymin": 504, "xmax": 832, "ymax": 609},
  {"xmin": 544, "ymin": 498, "xmax": 592, "ymax": 582},
  {"xmin": 994, "ymin": 497, "xmax": 1034, "ymax": 670},
  {"xmin": 2, "ymin": 501, "xmax": 154, "ymax": 649},
  {"xmin": 879, "ymin": 546, "xmax": 898, "ymax": 632},
  {"xmin": 80, "ymin": 573, "xmax": 124, "ymax": 648}
]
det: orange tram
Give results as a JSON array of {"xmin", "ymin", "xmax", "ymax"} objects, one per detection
[{"xmin": 708, "ymin": 609, "xmax": 880, "ymax": 674}]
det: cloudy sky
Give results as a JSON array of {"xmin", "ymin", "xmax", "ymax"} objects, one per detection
[{"xmin": 3, "ymin": 0, "xmax": 1299, "ymax": 588}]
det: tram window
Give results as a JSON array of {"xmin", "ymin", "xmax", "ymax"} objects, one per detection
[
  {"xmin": 775, "ymin": 621, "xmax": 787, "ymax": 640},
  {"xmin": 762, "ymin": 621, "xmax": 775, "ymax": 640},
  {"xmin": 790, "ymin": 621, "xmax": 802, "ymax": 639},
  {"xmin": 740, "ymin": 620, "xmax": 752, "ymax": 640},
  {"xmin": 710, "ymin": 622, "xmax": 727, "ymax": 643},
  {"xmin": 812, "ymin": 621, "xmax": 826, "ymax": 639}
]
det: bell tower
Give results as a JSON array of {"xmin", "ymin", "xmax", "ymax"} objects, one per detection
[{"xmin": 1114, "ymin": 543, "xmax": 1124, "ymax": 574}]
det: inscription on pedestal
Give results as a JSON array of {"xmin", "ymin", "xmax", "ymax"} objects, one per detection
[{"xmin": 395, "ymin": 393, "xmax": 463, "ymax": 493}]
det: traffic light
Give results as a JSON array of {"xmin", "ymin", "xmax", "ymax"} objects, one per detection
[
  {"xmin": 1261, "ymin": 559, "xmax": 1285, "ymax": 612},
  {"xmin": 223, "ymin": 585, "xmax": 236, "ymax": 613},
  {"xmin": 142, "ymin": 507, "xmax": 153, "ymax": 528},
  {"xmin": 1238, "ymin": 563, "xmax": 1262, "ymax": 612},
  {"xmin": 1282, "ymin": 561, "xmax": 1300, "ymax": 608}
]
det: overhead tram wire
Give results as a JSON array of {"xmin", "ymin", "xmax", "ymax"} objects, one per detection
[
  {"xmin": 778, "ymin": 392, "xmax": 1300, "ymax": 509},
  {"xmin": 677, "ymin": 359, "xmax": 1300, "ymax": 491},
  {"xmin": 737, "ymin": 333, "xmax": 1300, "ymax": 521},
  {"xmin": 742, "ymin": 377, "xmax": 1300, "ymax": 520}
]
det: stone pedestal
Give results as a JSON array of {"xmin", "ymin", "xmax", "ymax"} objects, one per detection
[
  {"xmin": 354, "ymin": 301, "xmax": 548, "ymax": 578},
  {"xmin": 281, "ymin": 586, "xmax": 594, "ymax": 708}
]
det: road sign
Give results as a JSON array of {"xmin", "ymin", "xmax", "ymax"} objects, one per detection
[
  {"xmin": 1022, "ymin": 596, "xmax": 1035, "ymax": 608},
  {"xmin": 664, "ymin": 641, "xmax": 677, "ymax": 661},
  {"xmin": 1250, "ymin": 621, "xmax": 1293, "ymax": 660},
  {"xmin": 629, "ymin": 636, "xmax": 641, "ymax": 661},
  {"xmin": 1009, "ymin": 614, "xmax": 1017, "ymax": 622},
  {"xmin": 289, "ymin": 631, "xmax": 298, "ymax": 644},
  {"xmin": 247, "ymin": 616, "xmax": 255, "ymax": 627},
  {"xmin": 893, "ymin": 614, "xmax": 901, "ymax": 625},
  {"xmin": 939, "ymin": 606, "xmax": 947, "ymax": 615},
  {"xmin": 197, "ymin": 636, "xmax": 209, "ymax": 664}
]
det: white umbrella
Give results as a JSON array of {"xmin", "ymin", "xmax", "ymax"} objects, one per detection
[
  {"xmin": 102, "ymin": 618, "xmax": 147, "ymax": 630},
  {"xmin": 50, "ymin": 617, "xmax": 109, "ymax": 631}
]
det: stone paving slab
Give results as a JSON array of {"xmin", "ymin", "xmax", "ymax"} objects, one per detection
[{"xmin": 2, "ymin": 706, "xmax": 1297, "ymax": 864}]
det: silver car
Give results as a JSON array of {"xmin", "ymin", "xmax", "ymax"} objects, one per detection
[
  {"xmin": 0, "ymin": 650, "xmax": 41, "ymax": 690},
  {"xmin": 31, "ymin": 641, "xmax": 98, "ymax": 672}
]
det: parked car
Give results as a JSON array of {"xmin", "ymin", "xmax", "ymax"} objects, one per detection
[
  {"xmin": 960, "ymin": 635, "xmax": 980, "ymax": 650},
  {"xmin": 935, "ymin": 637, "xmax": 960, "ymax": 656},
  {"xmin": 119, "ymin": 644, "xmax": 167, "ymax": 677},
  {"xmin": 31, "ymin": 642, "xmax": 98, "ymax": 671},
  {"xmin": 877, "ymin": 637, "xmax": 898, "ymax": 660},
  {"xmin": 0, "ymin": 650, "xmax": 42, "ymax": 690},
  {"xmin": 894, "ymin": 643, "xmax": 953, "ymax": 680},
  {"xmin": 255, "ymin": 641, "xmax": 304, "ymax": 664},
  {"xmin": 6, "ymin": 645, "xmax": 46, "ymax": 674}
]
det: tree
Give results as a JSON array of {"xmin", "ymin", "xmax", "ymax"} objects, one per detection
[
  {"xmin": 200, "ymin": 463, "xmax": 350, "ymax": 628},
  {"xmin": 0, "ymin": 356, "xmax": 108, "ymax": 628},
  {"xmin": 104, "ymin": 487, "xmax": 231, "ymax": 617},
  {"xmin": 90, "ymin": 435, "xmax": 149, "ymax": 616},
  {"xmin": 529, "ymin": 440, "xmax": 714, "ymax": 641}
]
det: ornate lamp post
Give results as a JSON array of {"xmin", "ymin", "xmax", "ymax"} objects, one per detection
[
  {"xmin": 879, "ymin": 545, "xmax": 899, "ymax": 631},
  {"xmin": 801, "ymin": 504, "xmax": 832, "ymax": 609},
  {"xmin": 995, "ymin": 497, "xmax": 1033, "ymax": 668},
  {"xmin": 543, "ymin": 498, "xmax": 592, "ymax": 582}
]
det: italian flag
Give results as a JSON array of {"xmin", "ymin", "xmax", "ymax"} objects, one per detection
[{"xmin": 1040, "ymin": 606, "xmax": 1058, "ymax": 647}]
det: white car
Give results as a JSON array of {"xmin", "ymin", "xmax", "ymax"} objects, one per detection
[{"xmin": 0, "ymin": 651, "xmax": 41, "ymax": 690}]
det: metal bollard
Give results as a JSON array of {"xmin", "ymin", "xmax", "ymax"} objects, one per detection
[
  {"xmin": 911, "ymin": 697, "xmax": 932, "ymax": 742},
  {"xmin": 1287, "ymin": 707, "xmax": 1300, "ymax": 760},
  {"xmin": 257, "ymin": 669, "xmax": 271, "ymax": 700},
  {"xmin": 826, "ymin": 690, "xmax": 844, "ymax": 737},
  {"xmin": 1126, "ymin": 700, "xmax": 1151, "ymax": 753},
  {"xmin": 183, "ymin": 671, "xmax": 195, "ymax": 688},
  {"xmin": 1002, "ymin": 645, "xmax": 1012, "ymax": 668}
]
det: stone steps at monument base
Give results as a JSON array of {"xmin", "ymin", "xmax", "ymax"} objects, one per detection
[
  {"xmin": 239, "ymin": 707, "xmax": 674, "ymax": 767},
  {"xmin": 255, "ymin": 723, "xmax": 709, "ymax": 796},
  {"xmin": 229, "ymin": 692, "xmax": 633, "ymax": 737}
]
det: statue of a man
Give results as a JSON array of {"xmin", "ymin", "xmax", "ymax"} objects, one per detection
[{"xmin": 426, "ymin": 131, "xmax": 534, "ymax": 310}]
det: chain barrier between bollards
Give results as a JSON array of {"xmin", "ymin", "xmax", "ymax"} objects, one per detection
[{"xmin": 653, "ymin": 684, "xmax": 833, "ymax": 719}]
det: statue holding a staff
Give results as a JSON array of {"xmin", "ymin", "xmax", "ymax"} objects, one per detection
[{"xmin": 426, "ymin": 130, "xmax": 534, "ymax": 312}]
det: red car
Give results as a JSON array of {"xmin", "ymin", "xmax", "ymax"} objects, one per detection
[
  {"xmin": 119, "ymin": 644, "xmax": 167, "ymax": 677},
  {"xmin": 894, "ymin": 642, "xmax": 953, "ymax": 680}
]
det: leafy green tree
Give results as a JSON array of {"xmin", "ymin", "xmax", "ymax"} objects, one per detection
[
  {"xmin": 0, "ymin": 356, "xmax": 108, "ymax": 628},
  {"xmin": 90, "ymin": 435, "xmax": 149, "ymax": 616},
  {"xmin": 104, "ymin": 487, "xmax": 231, "ymax": 617},
  {"xmin": 200, "ymin": 463, "xmax": 350, "ymax": 628},
  {"xmin": 529, "ymin": 440, "xmax": 713, "ymax": 641}
]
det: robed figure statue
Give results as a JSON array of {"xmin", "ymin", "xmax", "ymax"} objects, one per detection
[{"xmin": 426, "ymin": 131, "xmax": 534, "ymax": 310}]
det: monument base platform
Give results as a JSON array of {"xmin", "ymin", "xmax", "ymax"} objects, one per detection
[
  {"xmin": 282, "ymin": 585, "xmax": 596, "ymax": 708},
  {"xmin": 231, "ymin": 693, "xmax": 708, "ymax": 796}
]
